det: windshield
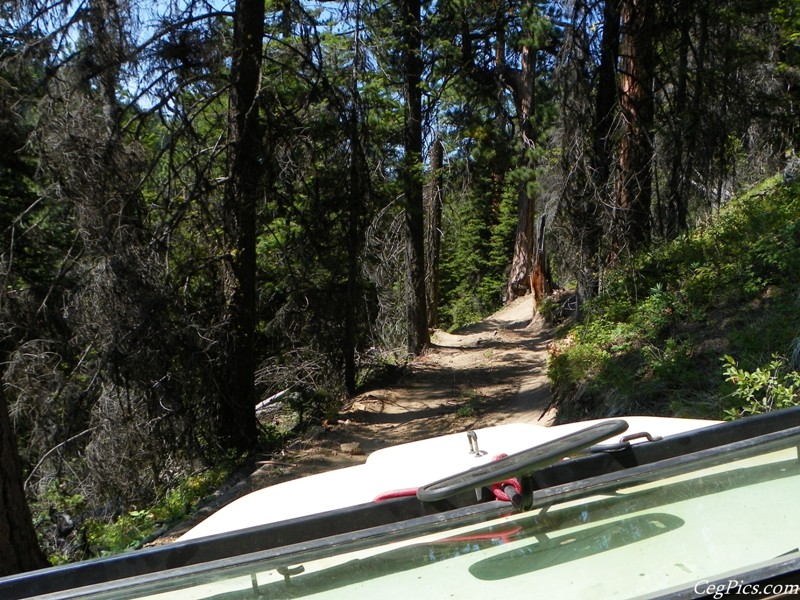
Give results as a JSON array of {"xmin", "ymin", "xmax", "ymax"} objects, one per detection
[{"xmin": 36, "ymin": 427, "xmax": 800, "ymax": 600}]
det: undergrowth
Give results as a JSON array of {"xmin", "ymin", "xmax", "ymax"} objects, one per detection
[
  {"xmin": 82, "ymin": 466, "xmax": 231, "ymax": 558},
  {"xmin": 41, "ymin": 465, "xmax": 233, "ymax": 564},
  {"xmin": 549, "ymin": 175, "xmax": 800, "ymax": 422}
]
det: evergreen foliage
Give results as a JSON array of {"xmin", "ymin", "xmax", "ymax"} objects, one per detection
[{"xmin": 438, "ymin": 132, "xmax": 518, "ymax": 329}]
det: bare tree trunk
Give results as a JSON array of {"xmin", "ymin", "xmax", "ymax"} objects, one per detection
[
  {"xmin": 615, "ymin": 0, "xmax": 655, "ymax": 254},
  {"xmin": 0, "ymin": 393, "xmax": 47, "ymax": 575},
  {"xmin": 506, "ymin": 43, "xmax": 540, "ymax": 303},
  {"xmin": 578, "ymin": 0, "xmax": 619, "ymax": 304},
  {"xmin": 344, "ymin": 5, "xmax": 369, "ymax": 393},
  {"xmin": 401, "ymin": 0, "xmax": 429, "ymax": 355},
  {"xmin": 425, "ymin": 134, "xmax": 443, "ymax": 329},
  {"xmin": 594, "ymin": 0, "xmax": 620, "ymax": 188},
  {"xmin": 218, "ymin": 0, "xmax": 265, "ymax": 450},
  {"xmin": 530, "ymin": 215, "xmax": 552, "ymax": 307},
  {"xmin": 344, "ymin": 112, "xmax": 366, "ymax": 394},
  {"xmin": 665, "ymin": 0, "xmax": 691, "ymax": 238}
]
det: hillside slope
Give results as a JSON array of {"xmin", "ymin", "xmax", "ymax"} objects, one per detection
[{"xmin": 549, "ymin": 175, "xmax": 800, "ymax": 423}]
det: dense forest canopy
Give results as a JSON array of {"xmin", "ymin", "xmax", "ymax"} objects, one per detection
[{"xmin": 1, "ymin": 0, "xmax": 798, "ymax": 570}]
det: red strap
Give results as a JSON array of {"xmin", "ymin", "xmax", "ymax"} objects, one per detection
[
  {"xmin": 373, "ymin": 487, "xmax": 418, "ymax": 502},
  {"xmin": 490, "ymin": 478, "xmax": 522, "ymax": 502},
  {"xmin": 489, "ymin": 453, "xmax": 522, "ymax": 502}
]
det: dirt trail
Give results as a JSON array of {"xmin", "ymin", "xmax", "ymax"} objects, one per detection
[
  {"xmin": 345, "ymin": 296, "xmax": 555, "ymax": 447},
  {"xmin": 159, "ymin": 295, "xmax": 554, "ymax": 541}
]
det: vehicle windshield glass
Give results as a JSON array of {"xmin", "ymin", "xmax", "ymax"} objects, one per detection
[{"xmin": 51, "ymin": 427, "xmax": 800, "ymax": 600}]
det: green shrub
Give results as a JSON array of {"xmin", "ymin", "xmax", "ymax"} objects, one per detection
[
  {"xmin": 548, "ymin": 341, "xmax": 610, "ymax": 385},
  {"xmin": 84, "ymin": 510, "xmax": 155, "ymax": 555},
  {"xmin": 82, "ymin": 466, "xmax": 230, "ymax": 556},
  {"xmin": 641, "ymin": 338, "xmax": 693, "ymax": 380},
  {"xmin": 722, "ymin": 355, "xmax": 800, "ymax": 419}
]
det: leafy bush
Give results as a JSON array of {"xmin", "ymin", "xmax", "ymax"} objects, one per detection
[
  {"xmin": 77, "ymin": 466, "xmax": 230, "ymax": 558},
  {"xmin": 548, "ymin": 338, "xmax": 611, "ymax": 386},
  {"xmin": 84, "ymin": 511, "xmax": 155, "ymax": 555},
  {"xmin": 722, "ymin": 355, "xmax": 800, "ymax": 419}
]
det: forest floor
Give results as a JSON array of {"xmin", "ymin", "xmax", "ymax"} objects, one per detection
[{"xmin": 155, "ymin": 295, "xmax": 556, "ymax": 543}]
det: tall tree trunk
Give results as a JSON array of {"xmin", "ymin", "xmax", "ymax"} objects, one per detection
[
  {"xmin": 578, "ymin": 0, "xmax": 620, "ymax": 304},
  {"xmin": 505, "ymin": 42, "xmax": 540, "ymax": 303},
  {"xmin": 425, "ymin": 134, "xmax": 443, "ymax": 329},
  {"xmin": 0, "ymin": 392, "xmax": 47, "ymax": 575},
  {"xmin": 665, "ymin": 0, "xmax": 691, "ymax": 238},
  {"xmin": 615, "ymin": 0, "xmax": 655, "ymax": 255},
  {"xmin": 400, "ymin": 0, "xmax": 429, "ymax": 355},
  {"xmin": 344, "ymin": 113, "xmax": 366, "ymax": 394},
  {"xmin": 594, "ymin": 0, "xmax": 620, "ymax": 189},
  {"xmin": 344, "ymin": 4, "xmax": 368, "ymax": 394},
  {"xmin": 455, "ymin": 5, "xmax": 551, "ymax": 305},
  {"xmin": 218, "ymin": 0, "xmax": 265, "ymax": 450}
]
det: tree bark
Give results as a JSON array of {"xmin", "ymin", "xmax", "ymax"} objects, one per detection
[
  {"xmin": 594, "ymin": 0, "xmax": 620, "ymax": 189},
  {"xmin": 401, "ymin": 0, "xmax": 429, "ymax": 355},
  {"xmin": 344, "ymin": 6, "xmax": 369, "ymax": 394},
  {"xmin": 577, "ymin": 0, "xmax": 619, "ymax": 304},
  {"xmin": 615, "ymin": 0, "xmax": 655, "ymax": 255},
  {"xmin": 424, "ymin": 134, "xmax": 444, "ymax": 329},
  {"xmin": 0, "ymin": 395, "xmax": 47, "ymax": 576},
  {"xmin": 344, "ymin": 112, "xmax": 367, "ymax": 394},
  {"xmin": 530, "ymin": 214, "xmax": 552, "ymax": 307},
  {"xmin": 505, "ymin": 42, "xmax": 540, "ymax": 303},
  {"xmin": 665, "ymin": 0, "xmax": 691, "ymax": 238},
  {"xmin": 218, "ymin": 0, "xmax": 265, "ymax": 450}
]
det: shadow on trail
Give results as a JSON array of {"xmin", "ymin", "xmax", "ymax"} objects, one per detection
[{"xmin": 349, "ymin": 327, "xmax": 552, "ymax": 428}]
